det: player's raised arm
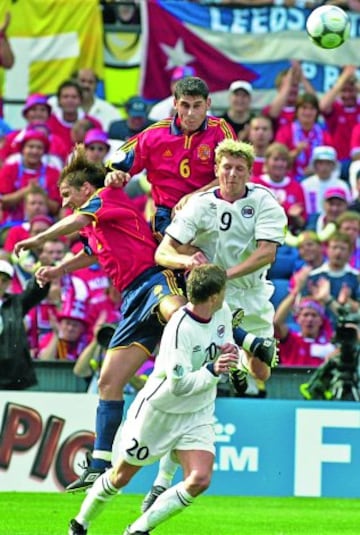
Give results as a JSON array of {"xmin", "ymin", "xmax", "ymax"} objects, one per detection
[{"xmin": 14, "ymin": 212, "xmax": 92, "ymax": 257}]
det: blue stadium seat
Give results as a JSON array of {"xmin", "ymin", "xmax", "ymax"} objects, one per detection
[
  {"xmin": 270, "ymin": 278, "xmax": 290, "ymax": 310},
  {"xmin": 268, "ymin": 245, "xmax": 298, "ymax": 280}
]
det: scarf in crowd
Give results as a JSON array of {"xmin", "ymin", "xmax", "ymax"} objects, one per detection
[{"xmin": 292, "ymin": 120, "xmax": 324, "ymax": 181}]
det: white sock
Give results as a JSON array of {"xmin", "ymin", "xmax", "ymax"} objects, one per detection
[
  {"xmin": 153, "ymin": 452, "xmax": 178, "ymax": 488},
  {"xmin": 131, "ymin": 481, "xmax": 194, "ymax": 532},
  {"xmin": 76, "ymin": 469, "xmax": 118, "ymax": 527}
]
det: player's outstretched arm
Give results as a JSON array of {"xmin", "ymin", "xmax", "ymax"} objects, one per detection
[
  {"xmin": 14, "ymin": 213, "xmax": 93, "ymax": 257},
  {"xmin": 155, "ymin": 235, "xmax": 208, "ymax": 271},
  {"xmin": 36, "ymin": 250, "xmax": 96, "ymax": 287}
]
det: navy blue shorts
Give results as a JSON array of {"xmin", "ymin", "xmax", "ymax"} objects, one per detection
[
  {"xmin": 151, "ymin": 206, "xmax": 172, "ymax": 242},
  {"xmin": 108, "ymin": 266, "xmax": 183, "ymax": 355}
]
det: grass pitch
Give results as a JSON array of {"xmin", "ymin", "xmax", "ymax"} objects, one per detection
[{"xmin": 1, "ymin": 493, "xmax": 359, "ymax": 535}]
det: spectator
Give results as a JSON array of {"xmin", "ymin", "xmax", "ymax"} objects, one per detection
[
  {"xmin": 275, "ymin": 92, "xmax": 333, "ymax": 182},
  {"xmin": 335, "ymin": 211, "xmax": 360, "ymax": 270},
  {"xmin": 288, "ymin": 230, "xmax": 326, "ymax": 273},
  {"xmin": 71, "ymin": 118, "xmax": 97, "ymax": 146},
  {"xmin": 37, "ymin": 296, "xmax": 90, "ymax": 361},
  {"xmin": 108, "ymin": 96, "xmax": 153, "ymax": 141},
  {"xmin": 301, "ymin": 146, "xmax": 351, "ymax": 229},
  {"xmin": 84, "ymin": 129, "xmax": 110, "ymax": 164},
  {"xmin": 0, "ymin": 260, "xmax": 49, "ymax": 390},
  {"xmin": 311, "ymin": 187, "xmax": 349, "ymax": 236},
  {"xmin": 274, "ymin": 267, "xmax": 335, "ymax": 367},
  {"xmin": 0, "ymin": 12, "xmax": 15, "ymax": 119},
  {"xmin": 2, "ymin": 186, "xmax": 49, "ymax": 252},
  {"xmin": 221, "ymin": 81, "xmax": 256, "ymax": 141},
  {"xmin": 251, "ymin": 141, "xmax": 307, "ymax": 233},
  {"xmin": 320, "ymin": 65, "xmax": 359, "ymax": 176},
  {"xmin": 0, "ymin": 94, "xmax": 68, "ymax": 168},
  {"xmin": 248, "ymin": 114, "xmax": 274, "ymax": 176},
  {"xmin": 47, "ymin": 80, "xmax": 102, "ymax": 155},
  {"xmin": 0, "ymin": 129, "xmax": 61, "ymax": 223},
  {"xmin": 262, "ymin": 60, "xmax": 316, "ymax": 133},
  {"xmin": 148, "ymin": 65, "xmax": 196, "ymax": 122},
  {"xmin": 305, "ymin": 231, "xmax": 359, "ymax": 327},
  {"xmin": 48, "ymin": 69, "xmax": 120, "ymax": 132},
  {"xmin": 9, "ymin": 215, "xmax": 54, "ymax": 294}
]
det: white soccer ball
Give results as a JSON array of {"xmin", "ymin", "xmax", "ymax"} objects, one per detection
[{"xmin": 306, "ymin": 5, "xmax": 351, "ymax": 49}]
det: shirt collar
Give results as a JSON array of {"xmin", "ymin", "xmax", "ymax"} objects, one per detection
[{"xmin": 170, "ymin": 114, "xmax": 208, "ymax": 136}]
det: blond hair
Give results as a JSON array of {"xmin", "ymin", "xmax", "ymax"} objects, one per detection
[{"xmin": 215, "ymin": 139, "xmax": 255, "ymax": 171}]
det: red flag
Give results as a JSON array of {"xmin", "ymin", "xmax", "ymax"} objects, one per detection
[{"xmin": 141, "ymin": 1, "xmax": 257, "ymax": 101}]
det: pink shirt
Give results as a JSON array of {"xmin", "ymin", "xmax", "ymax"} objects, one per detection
[
  {"xmin": 0, "ymin": 161, "xmax": 61, "ymax": 222},
  {"xmin": 279, "ymin": 330, "xmax": 334, "ymax": 367},
  {"xmin": 275, "ymin": 121, "xmax": 333, "ymax": 181},
  {"xmin": 323, "ymin": 100, "xmax": 360, "ymax": 160},
  {"xmin": 251, "ymin": 174, "xmax": 307, "ymax": 227}
]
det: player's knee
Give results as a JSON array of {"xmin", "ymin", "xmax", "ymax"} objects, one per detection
[
  {"xmin": 186, "ymin": 470, "xmax": 211, "ymax": 495},
  {"xmin": 98, "ymin": 370, "xmax": 125, "ymax": 397}
]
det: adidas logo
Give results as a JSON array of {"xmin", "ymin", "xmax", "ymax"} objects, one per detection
[{"xmin": 163, "ymin": 149, "xmax": 173, "ymax": 157}]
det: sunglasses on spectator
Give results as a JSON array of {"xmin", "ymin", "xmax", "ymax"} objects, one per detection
[{"xmin": 87, "ymin": 144, "xmax": 108, "ymax": 152}]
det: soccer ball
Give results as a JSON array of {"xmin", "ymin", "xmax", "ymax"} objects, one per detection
[{"xmin": 306, "ymin": 6, "xmax": 351, "ymax": 49}]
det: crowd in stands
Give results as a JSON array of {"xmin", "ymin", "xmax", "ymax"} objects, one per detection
[{"xmin": 0, "ymin": 6, "xmax": 359, "ymax": 398}]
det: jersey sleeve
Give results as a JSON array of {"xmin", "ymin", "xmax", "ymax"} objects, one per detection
[
  {"xmin": 254, "ymin": 189, "xmax": 288, "ymax": 245},
  {"xmin": 165, "ymin": 194, "xmax": 204, "ymax": 244},
  {"xmin": 77, "ymin": 192, "xmax": 103, "ymax": 221}
]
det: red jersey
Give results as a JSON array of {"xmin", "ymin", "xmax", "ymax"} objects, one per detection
[
  {"xmin": 78, "ymin": 187, "xmax": 157, "ymax": 292},
  {"xmin": 279, "ymin": 330, "xmax": 335, "ymax": 367},
  {"xmin": 3, "ymin": 223, "xmax": 30, "ymax": 252},
  {"xmin": 251, "ymin": 174, "xmax": 307, "ymax": 228},
  {"xmin": 262, "ymin": 104, "xmax": 296, "ymax": 132},
  {"xmin": 47, "ymin": 112, "xmax": 102, "ymax": 155},
  {"xmin": 323, "ymin": 100, "xmax": 360, "ymax": 161},
  {"xmin": 252, "ymin": 156, "xmax": 265, "ymax": 177},
  {"xmin": 72, "ymin": 262, "xmax": 121, "ymax": 331},
  {"xmin": 0, "ymin": 129, "xmax": 69, "ymax": 166},
  {"xmin": 118, "ymin": 115, "xmax": 236, "ymax": 208},
  {"xmin": 0, "ymin": 161, "xmax": 61, "ymax": 222},
  {"xmin": 275, "ymin": 121, "xmax": 333, "ymax": 181}
]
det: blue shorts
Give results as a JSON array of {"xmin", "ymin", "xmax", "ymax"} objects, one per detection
[
  {"xmin": 108, "ymin": 266, "xmax": 183, "ymax": 354},
  {"xmin": 151, "ymin": 206, "xmax": 172, "ymax": 242}
]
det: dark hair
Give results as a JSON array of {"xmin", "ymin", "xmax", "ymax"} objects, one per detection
[
  {"xmin": 186, "ymin": 264, "xmax": 226, "ymax": 305},
  {"xmin": 58, "ymin": 145, "xmax": 105, "ymax": 189},
  {"xmin": 174, "ymin": 77, "xmax": 209, "ymax": 100},
  {"xmin": 57, "ymin": 80, "xmax": 83, "ymax": 100},
  {"xmin": 295, "ymin": 92, "xmax": 320, "ymax": 112}
]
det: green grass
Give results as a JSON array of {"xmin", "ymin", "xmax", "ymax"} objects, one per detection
[{"xmin": 1, "ymin": 493, "xmax": 360, "ymax": 535}]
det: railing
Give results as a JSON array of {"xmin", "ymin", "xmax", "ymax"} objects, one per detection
[{"xmin": 28, "ymin": 360, "xmax": 314, "ymax": 399}]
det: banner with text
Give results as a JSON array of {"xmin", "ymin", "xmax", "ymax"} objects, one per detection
[
  {"xmin": 1, "ymin": 392, "xmax": 360, "ymax": 497},
  {"xmin": 140, "ymin": 1, "xmax": 360, "ymax": 108}
]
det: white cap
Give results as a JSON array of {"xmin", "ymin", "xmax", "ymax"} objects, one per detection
[
  {"xmin": 0, "ymin": 260, "xmax": 14, "ymax": 278},
  {"xmin": 229, "ymin": 80, "xmax": 253, "ymax": 95},
  {"xmin": 312, "ymin": 146, "xmax": 337, "ymax": 163}
]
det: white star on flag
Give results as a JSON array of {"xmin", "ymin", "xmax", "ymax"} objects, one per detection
[{"xmin": 160, "ymin": 38, "xmax": 195, "ymax": 70}]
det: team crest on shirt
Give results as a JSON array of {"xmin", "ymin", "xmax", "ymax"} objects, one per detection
[
  {"xmin": 217, "ymin": 325, "xmax": 225, "ymax": 337},
  {"xmin": 197, "ymin": 144, "xmax": 211, "ymax": 161},
  {"xmin": 232, "ymin": 308, "xmax": 245, "ymax": 327},
  {"xmin": 241, "ymin": 206, "xmax": 254, "ymax": 218}
]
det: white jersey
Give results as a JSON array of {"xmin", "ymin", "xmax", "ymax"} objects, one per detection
[
  {"xmin": 167, "ymin": 184, "xmax": 287, "ymax": 311},
  {"xmin": 141, "ymin": 302, "xmax": 235, "ymax": 415},
  {"xmin": 301, "ymin": 174, "xmax": 352, "ymax": 215}
]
